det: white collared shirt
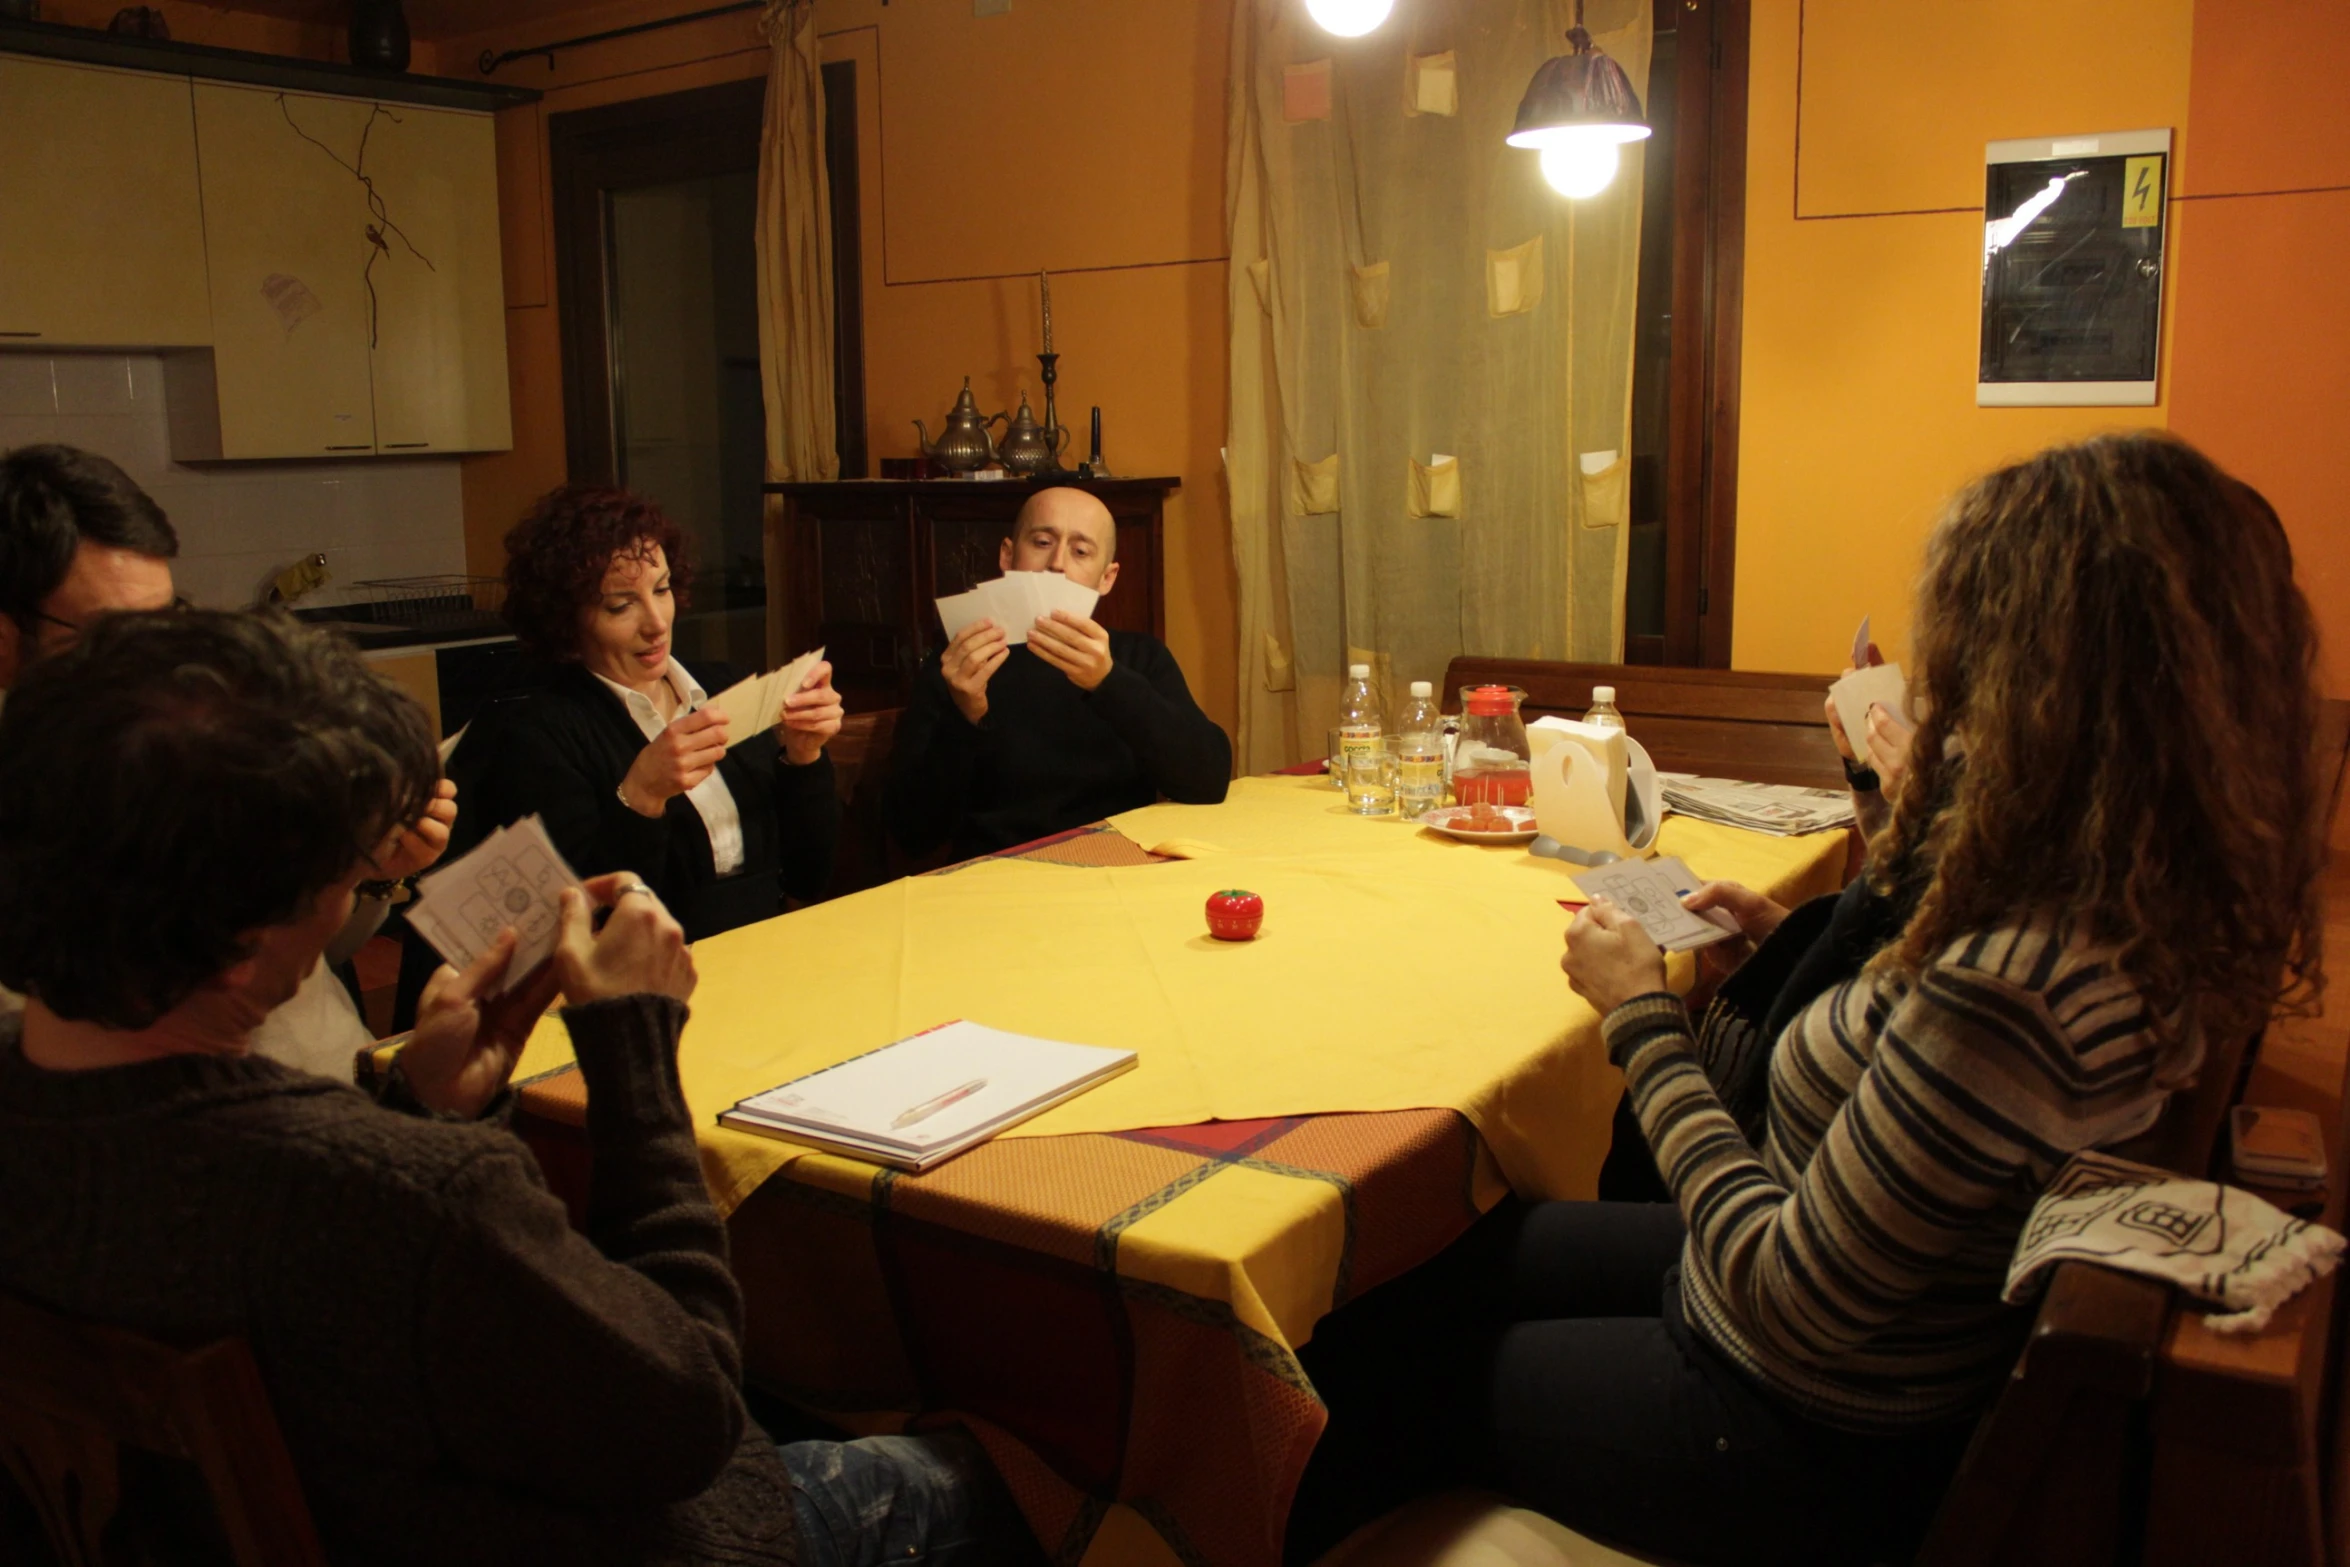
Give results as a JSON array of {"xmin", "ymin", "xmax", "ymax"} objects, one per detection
[{"xmin": 591, "ymin": 662, "xmax": 747, "ymax": 875}]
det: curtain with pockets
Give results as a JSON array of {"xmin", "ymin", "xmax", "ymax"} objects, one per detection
[{"xmin": 1224, "ymin": 0, "xmax": 1649, "ymax": 773}]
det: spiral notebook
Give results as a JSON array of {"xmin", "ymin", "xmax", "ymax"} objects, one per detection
[{"xmin": 717, "ymin": 1020, "xmax": 1137, "ymax": 1172}]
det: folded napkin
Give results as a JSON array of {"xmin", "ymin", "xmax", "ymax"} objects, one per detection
[{"xmin": 2005, "ymin": 1149, "xmax": 2345, "ymax": 1334}]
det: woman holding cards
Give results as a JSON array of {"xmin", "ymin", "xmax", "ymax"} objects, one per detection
[
  {"xmin": 1294, "ymin": 433, "xmax": 2329, "ymax": 1567},
  {"xmin": 485, "ymin": 485, "xmax": 843, "ymax": 940}
]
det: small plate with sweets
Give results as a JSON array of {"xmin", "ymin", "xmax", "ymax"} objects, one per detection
[{"xmin": 1419, "ymin": 803, "xmax": 1539, "ymax": 844}]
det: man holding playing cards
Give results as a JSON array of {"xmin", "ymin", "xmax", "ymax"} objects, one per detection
[{"xmin": 887, "ymin": 486, "xmax": 1230, "ymax": 860}]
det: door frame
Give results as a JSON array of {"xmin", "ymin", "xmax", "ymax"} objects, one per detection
[
  {"xmin": 1661, "ymin": 0, "xmax": 1749, "ymax": 668},
  {"xmin": 548, "ymin": 67, "xmax": 868, "ymax": 486}
]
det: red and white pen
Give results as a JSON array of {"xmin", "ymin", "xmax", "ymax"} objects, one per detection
[{"xmin": 891, "ymin": 1078, "xmax": 987, "ymax": 1130}]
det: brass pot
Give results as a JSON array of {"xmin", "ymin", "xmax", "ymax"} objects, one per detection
[
  {"xmin": 995, "ymin": 391, "xmax": 1070, "ymax": 477},
  {"xmin": 912, "ymin": 378, "xmax": 1006, "ymax": 475}
]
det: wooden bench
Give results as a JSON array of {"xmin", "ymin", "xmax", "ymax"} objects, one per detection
[{"xmin": 1441, "ymin": 658, "xmax": 1846, "ymax": 791}]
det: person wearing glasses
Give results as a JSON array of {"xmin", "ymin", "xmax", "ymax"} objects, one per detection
[{"xmin": 0, "ymin": 444, "xmax": 457, "ymax": 1078}]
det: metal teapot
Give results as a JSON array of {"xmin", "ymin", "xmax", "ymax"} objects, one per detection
[
  {"xmin": 994, "ymin": 390, "xmax": 1070, "ymax": 477},
  {"xmin": 912, "ymin": 378, "xmax": 1005, "ymax": 475}
]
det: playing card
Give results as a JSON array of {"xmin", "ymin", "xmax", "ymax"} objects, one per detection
[
  {"xmin": 936, "ymin": 588, "xmax": 990, "ymax": 641},
  {"xmin": 1851, "ymin": 615, "xmax": 1872, "ymax": 671},
  {"xmin": 1829, "ymin": 662, "xmax": 1910, "ymax": 760}
]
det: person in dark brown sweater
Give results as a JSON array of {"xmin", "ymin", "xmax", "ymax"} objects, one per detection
[{"xmin": 0, "ymin": 610, "xmax": 1028, "ymax": 1567}]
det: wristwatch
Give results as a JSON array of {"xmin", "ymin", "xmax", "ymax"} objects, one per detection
[{"xmin": 1841, "ymin": 755, "xmax": 1881, "ymax": 793}]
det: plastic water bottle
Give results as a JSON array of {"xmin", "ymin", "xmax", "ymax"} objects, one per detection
[
  {"xmin": 1394, "ymin": 681, "xmax": 1445, "ymax": 817},
  {"xmin": 1584, "ymin": 684, "xmax": 1625, "ymax": 735},
  {"xmin": 1336, "ymin": 664, "xmax": 1383, "ymax": 782}
]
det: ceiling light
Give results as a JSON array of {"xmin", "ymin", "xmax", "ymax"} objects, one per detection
[
  {"xmin": 1508, "ymin": 6, "xmax": 1651, "ymax": 199},
  {"xmin": 1304, "ymin": 0, "xmax": 1395, "ymax": 39}
]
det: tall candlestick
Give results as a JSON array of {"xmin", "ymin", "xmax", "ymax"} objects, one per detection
[{"xmin": 1039, "ymin": 270, "xmax": 1054, "ymax": 355}]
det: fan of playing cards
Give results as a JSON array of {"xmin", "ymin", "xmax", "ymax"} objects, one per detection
[
  {"xmin": 405, "ymin": 815, "xmax": 586, "ymax": 994},
  {"xmin": 702, "ymin": 646, "xmax": 826, "ymax": 736},
  {"xmin": 936, "ymin": 572, "xmax": 1100, "ymax": 645}
]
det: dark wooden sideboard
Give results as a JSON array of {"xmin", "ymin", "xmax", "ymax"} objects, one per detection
[{"xmin": 767, "ymin": 477, "xmax": 1177, "ymax": 712}]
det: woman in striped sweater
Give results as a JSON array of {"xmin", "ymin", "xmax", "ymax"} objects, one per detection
[{"xmin": 1509, "ymin": 433, "xmax": 2329, "ymax": 1564}]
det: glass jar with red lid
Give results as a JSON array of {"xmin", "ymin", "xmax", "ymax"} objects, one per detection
[{"xmin": 1453, "ymin": 684, "xmax": 1532, "ymax": 806}]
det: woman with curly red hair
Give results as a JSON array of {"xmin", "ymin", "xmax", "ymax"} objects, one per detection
[{"xmin": 485, "ymin": 485, "xmax": 842, "ymax": 939}]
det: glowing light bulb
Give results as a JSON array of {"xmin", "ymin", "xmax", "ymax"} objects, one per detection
[
  {"xmin": 1539, "ymin": 137, "xmax": 1621, "ymax": 199},
  {"xmin": 1304, "ymin": 0, "xmax": 1394, "ymax": 38}
]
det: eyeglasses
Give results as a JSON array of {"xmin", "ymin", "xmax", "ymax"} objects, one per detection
[{"xmin": 24, "ymin": 596, "xmax": 193, "ymax": 640}]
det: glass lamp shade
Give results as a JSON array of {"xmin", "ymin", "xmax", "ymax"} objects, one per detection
[
  {"xmin": 1303, "ymin": 0, "xmax": 1395, "ymax": 37},
  {"xmin": 1506, "ymin": 26, "xmax": 1652, "ymax": 157}
]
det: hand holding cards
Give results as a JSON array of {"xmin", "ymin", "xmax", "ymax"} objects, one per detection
[
  {"xmin": 937, "ymin": 571, "xmax": 1100, "ymax": 644},
  {"xmin": 704, "ymin": 645, "xmax": 826, "ymax": 736},
  {"xmin": 1829, "ymin": 614, "xmax": 1912, "ymax": 758},
  {"xmin": 404, "ymin": 815, "xmax": 586, "ymax": 994}
]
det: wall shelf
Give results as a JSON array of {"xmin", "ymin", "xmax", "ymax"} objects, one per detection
[{"xmin": 0, "ymin": 16, "xmax": 539, "ymax": 112}]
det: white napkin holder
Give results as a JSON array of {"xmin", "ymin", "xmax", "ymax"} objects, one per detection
[{"xmin": 1527, "ymin": 718, "xmax": 1663, "ymax": 865}]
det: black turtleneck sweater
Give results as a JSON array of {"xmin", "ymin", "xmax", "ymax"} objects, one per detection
[
  {"xmin": 0, "ymin": 998, "xmax": 796, "ymax": 1567},
  {"xmin": 884, "ymin": 631, "xmax": 1231, "ymax": 860}
]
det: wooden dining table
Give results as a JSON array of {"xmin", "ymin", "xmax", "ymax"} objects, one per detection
[{"xmin": 505, "ymin": 776, "xmax": 1852, "ymax": 1567}]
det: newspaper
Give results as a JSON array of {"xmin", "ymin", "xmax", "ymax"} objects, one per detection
[{"xmin": 1659, "ymin": 772, "xmax": 1854, "ymax": 836}]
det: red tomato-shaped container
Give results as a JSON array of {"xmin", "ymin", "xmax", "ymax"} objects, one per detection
[{"xmin": 1205, "ymin": 889, "xmax": 1264, "ymax": 941}]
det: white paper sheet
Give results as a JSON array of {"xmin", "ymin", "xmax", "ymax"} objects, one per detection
[
  {"xmin": 704, "ymin": 646, "xmax": 825, "ymax": 738},
  {"xmin": 1828, "ymin": 662, "xmax": 1911, "ymax": 760},
  {"xmin": 406, "ymin": 815, "xmax": 586, "ymax": 992},
  {"xmin": 1569, "ymin": 855, "xmax": 1737, "ymax": 953},
  {"xmin": 934, "ymin": 572, "xmax": 1101, "ymax": 646}
]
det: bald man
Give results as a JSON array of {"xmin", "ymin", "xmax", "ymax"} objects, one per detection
[{"xmin": 886, "ymin": 486, "xmax": 1230, "ymax": 859}]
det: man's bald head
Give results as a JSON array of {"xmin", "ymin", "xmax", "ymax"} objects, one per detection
[{"xmin": 1001, "ymin": 486, "xmax": 1119, "ymax": 593}]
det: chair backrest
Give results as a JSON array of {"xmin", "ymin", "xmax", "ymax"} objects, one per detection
[
  {"xmin": 0, "ymin": 1288, "xmax": 324, "ymax": 1567},
  {"xmin": 1914, "ymin": 1022, "xmax": 2256, "ymax": 1567},
  {"xmin": 1441, "ymin": 658, "xmax": 1846, "ymax": 790}
]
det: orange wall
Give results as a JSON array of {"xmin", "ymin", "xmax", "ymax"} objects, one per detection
[
  {"xmin": 1729, "ymin": 0, "xmax": 2191, "ymax": 678},
  {"xmin": 438, "ymin": 0, "xmax": 1239, "ymax": 737}
]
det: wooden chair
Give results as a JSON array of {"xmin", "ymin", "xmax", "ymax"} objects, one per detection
[
  {"xmin": 0, "ymin": 1287, "xmax": 324, "ymax": 1566},
  {"xmin": 1441, "ymin": 657, "xmax": 1846, "ymax": 791}
]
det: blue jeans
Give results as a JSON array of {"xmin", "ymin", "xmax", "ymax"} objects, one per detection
[{"xmin": 778, "ymin": 1429, "xmax": 1040, "ymax": 1567}]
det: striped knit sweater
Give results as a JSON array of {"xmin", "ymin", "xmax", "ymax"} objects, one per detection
[{"xmin": 1604, "ymin": 917, "xmax": 2175, "ymax": 1432}]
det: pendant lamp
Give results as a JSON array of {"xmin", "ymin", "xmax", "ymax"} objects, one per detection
[{"xmin": 1508, "ymin": 1, "xmax": 1651, "ymax": 198}]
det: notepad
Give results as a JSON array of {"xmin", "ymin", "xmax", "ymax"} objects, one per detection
[
  {"xmin": 935, "ymin": 572, "xmax": 1101, "ymax": 646},
  {"xmin": 717, "ymin": 1020, "xmax": 1138, "ymax": 1171}
]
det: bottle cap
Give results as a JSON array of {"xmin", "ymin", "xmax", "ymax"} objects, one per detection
[
  {"xmin": 1592, "ymin": 685, "xmax": 1616, "ymax": 703},
  {"xmin": 1410, "ymin": 681, "xmax": 1432, "ymax": 698},
  {"xmin": 1466, "ymin": 684, "xmax": 1517, "ymax": 717},
  {"xmin": 1348, "ymin": 663, "xmax": 1370, "ymax": 679}
]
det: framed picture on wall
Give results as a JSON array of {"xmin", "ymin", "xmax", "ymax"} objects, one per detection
[{"xmin": 1977, "ymin": 128, "xmax": 2171, "ymax": 407}]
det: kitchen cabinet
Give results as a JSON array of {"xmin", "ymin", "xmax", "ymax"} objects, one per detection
[
  {"xmin": 168, "ymin": 82, "xmax": 511, "ymax": 460},
  {"xmin": 363, "ymin": 100, "xmax": 512, "ymax": 455},
  {"xmin": 0, "ymin": 57, "xmax": 212, "ymax": 347}
]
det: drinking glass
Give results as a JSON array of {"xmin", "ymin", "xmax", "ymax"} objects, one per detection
[
  {"xmin": 1343, "ymin": 743, "xmax": 1399, "ymax": 816},
  {"xmin": 1326, "ymin": 726, "xmax": 1347, "ymax": 789}
]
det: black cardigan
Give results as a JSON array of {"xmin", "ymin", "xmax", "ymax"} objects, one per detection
[
  {"xmin": 885, "ymin": 630, "xmax": 1231, "ymax": 860},
  {"xmin": 484, "ymin": 661, "xmax": 838, "ymax": 940}
]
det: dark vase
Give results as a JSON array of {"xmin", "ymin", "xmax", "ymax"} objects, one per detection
[{"xmin": 349, "ymin": 0, "xmax": 410, "ymax": 72}]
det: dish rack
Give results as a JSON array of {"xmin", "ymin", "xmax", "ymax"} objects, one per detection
[{"xmin": 344, "ymin": 575, "xmax": 506, "ymax": 630}]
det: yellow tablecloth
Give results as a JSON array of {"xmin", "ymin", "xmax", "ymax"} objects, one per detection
[{"xmin": 517, "ymin": 777, "xmax": 1848, "ymax": 1215}]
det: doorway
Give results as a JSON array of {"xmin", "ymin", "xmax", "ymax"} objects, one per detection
[
  {"xmin": 1623, "ymin": 0, "xmax": 1748, "ymax": 668},
  {"xmin": 550, "ymin": 69, "xmax": 866, "ymax": 670}
]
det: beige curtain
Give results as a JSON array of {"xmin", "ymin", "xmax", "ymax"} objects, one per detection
[
  {"xmin": 756, "ymin": 0, "xmax": 838, "ymax": 661},
  {"xmin": 1226, "ymin": 0, "xmax": 1650, "ymax": 773}
]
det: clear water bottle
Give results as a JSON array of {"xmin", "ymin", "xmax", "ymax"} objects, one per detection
[
  {"xmin": 1394, "ymin": 680, "xmax": 1445, "ymax": 817},
  {"xmin": 1583, "ymin": 684, "xmax": 1625, "ymax": 735},
  {"xmin": 1336, "ymin": 663, "xmax": 1383, "ymax": 782}
]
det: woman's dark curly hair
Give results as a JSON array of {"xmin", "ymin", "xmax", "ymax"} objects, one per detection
[
  {"xmin": 0, "ymin": 609, "xmax": 438, "ymax": 1029},
  {"xmin": 500, "ymin": 484, "xmax": 692, "ymax": 659}
]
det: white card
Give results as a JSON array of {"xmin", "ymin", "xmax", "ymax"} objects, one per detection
[
  {"xmin": 1851, "ymin": 615, "xmax": 1872, "ymax": 671},
  {"xmin": 1569, "ymin": 856, "xmax": 1735, "ymax": 952},
  {"xmin": 936, "ymin": 588, "xmax": 991, "ymax": 642},
  {"xmin": 408, "ymin": 814, "xmax": 586, "ymax": 992},
  {"xmin": 703, "ymin": 646, "xmax": 826, "ymax": 738},
  {"xmin": 1829, "ymin": 661, "xmax": 1910, "ymax": 759}
]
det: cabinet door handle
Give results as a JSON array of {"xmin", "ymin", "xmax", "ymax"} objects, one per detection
[
  {"xmin": 324, "ymin": 444, "xmax": 372, "ymax": 452},
  {"xmin": 383, "ymin": 442, "xmax": 431, "ymax": 450}
]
